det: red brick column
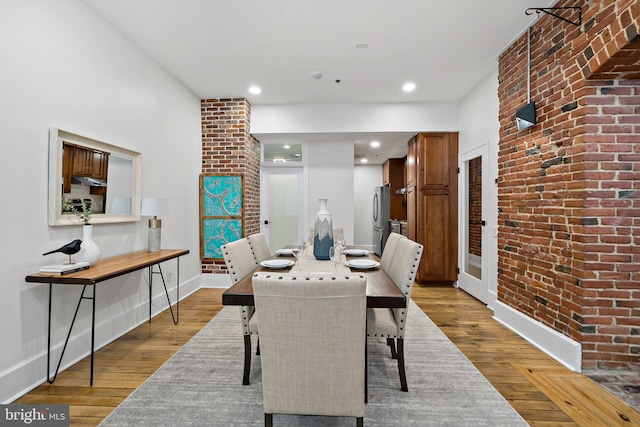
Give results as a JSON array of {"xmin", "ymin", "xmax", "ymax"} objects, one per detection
[
  {"xmin": 497, "ymin": 0, "xmax": 640, "ymax": 370},
  {"xmin": 200, "ymin": 98, "xmax": 261, "ymax": 275}
]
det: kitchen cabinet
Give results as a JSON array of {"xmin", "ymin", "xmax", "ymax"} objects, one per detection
[
  {"xmin": 406, "ymin": 132, "xmax": 458, "ymax": 285},
  {"xmin": 62, "ymin": 143, "xmax": 109, "ymax": 193},
  {"xmin": 383, "ymin": 157, "xmax": 406, "ymax": 220},
  {"xmin": 72, "ymin": 145, "xmax": 109, "ymax": 179}
]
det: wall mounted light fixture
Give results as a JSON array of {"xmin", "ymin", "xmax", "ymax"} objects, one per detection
[{"xmin": 515, "ymin": 26, "xmax": 536, "ymax": 131}]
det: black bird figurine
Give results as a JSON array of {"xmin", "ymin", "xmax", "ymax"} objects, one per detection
[{"xmin": 43, "ymin": 239, "xmax": 82, "ymax": 264}]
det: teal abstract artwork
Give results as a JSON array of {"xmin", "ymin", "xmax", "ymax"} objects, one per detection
[
  {"xmin": 200, "ymin": 175, "xmax": 243, "ymax": 259},
  {"xmin": 201, "ymin": 175, "xmax": 242, "ymax": 216},
  {"xmin": 202, "ymin": 219, "xmax": 242, "ymax": 259}
]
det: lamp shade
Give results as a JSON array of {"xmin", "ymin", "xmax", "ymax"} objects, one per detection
[{"xmin": 141, "ymin": 198, "xmax": 169, "ymax": 217}]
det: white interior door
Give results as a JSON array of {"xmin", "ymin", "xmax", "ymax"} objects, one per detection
[
  {"xmin": 458, "ymin": 146, "xmax": 489, "ymax": 303},
  {"xmin": 261, "ymin": 168, "xmax": 303, "ymax": 251}
]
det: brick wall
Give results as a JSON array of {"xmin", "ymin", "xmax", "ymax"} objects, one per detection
[
  {"xmin": 200, "ymin": 98, "xmax": 261, "ymax": 275},
  {"xmin": 468, "ymin": 156, "xmax": 482, "ymax": 257},
  {"xmin": 497, "ymin": 0, "xmax": 640, "ymax": 370}
]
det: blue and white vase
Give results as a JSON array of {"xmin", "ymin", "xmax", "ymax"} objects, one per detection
[{"xmin": 313, "ymin": 199, "xmax": 334, "ymax": 260}]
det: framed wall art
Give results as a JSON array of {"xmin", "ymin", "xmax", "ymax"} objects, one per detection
[{"xmin": 200, "ymin": 174, "xmax": 244, "ymax": 259}]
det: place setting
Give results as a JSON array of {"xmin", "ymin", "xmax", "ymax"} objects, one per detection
[
  {"xmin": 259, "ymin": 259, "xmax": 295, "ymax": 269},
  {"xmin": 345, "ymin": 258, "xmax": 380, "ymax": 270}
]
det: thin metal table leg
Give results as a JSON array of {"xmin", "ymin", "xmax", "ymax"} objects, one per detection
[
  {"xmin": 47, "ymin": 284, "xmax": 91, "ymax": 384},
  {"xmin": 148, "ymin": 262, "xmax": 179, "ymax": 325},
  {"xmin": 47, "ymin": 283, "xmax": 52, "ymax": 383},
  {"xmin": 148, "ymin": 266, "xmax": 153, "ymax": 323},
  {"xmin": 90, "ymin": 283, "xmax": 96, "ymax": 386},
  {"xmin": 176, "ymin": 258, "xmax": 180, "ymax": 323}
]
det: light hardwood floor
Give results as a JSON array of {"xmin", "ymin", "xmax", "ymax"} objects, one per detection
[{"xmin": 14, "ymin": 286, "xmax": 640, "ymax": 426}]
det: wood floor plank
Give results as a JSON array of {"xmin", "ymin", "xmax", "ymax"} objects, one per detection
[
  {"xmin": 411, "ymin": 284, "xmax": 640, "ymax": 426},
  {"xmin": 12, "ymin": 286, "xmax": 640, "ymax": 426},
  {"xmin": 514, "ymin": 364, "xmax": 640, "ymax": 426}
]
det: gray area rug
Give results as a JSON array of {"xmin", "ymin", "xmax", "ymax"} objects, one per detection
[{"xmin": 100, "ymin": 301, "xmax": 527, "ymax": 426}]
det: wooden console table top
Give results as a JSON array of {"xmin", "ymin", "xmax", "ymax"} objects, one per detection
[{"xmin": 26, "ymin": 249, "xmax": 189, "ymax": 285}]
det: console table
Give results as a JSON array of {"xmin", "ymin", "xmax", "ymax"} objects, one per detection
[{"xmin": 25, "ymin": 249, "xmax": 189, "ymax": 386}]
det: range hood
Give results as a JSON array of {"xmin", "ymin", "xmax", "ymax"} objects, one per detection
[{"xmin": 72, "ymin": 175, "xmax": 107, "ymax": 187}]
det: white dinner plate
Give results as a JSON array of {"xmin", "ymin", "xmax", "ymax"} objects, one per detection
[
  {"xmin": 346, "ymin": 259, "xmax": 380, "ymax": 270},
  {"xmin": 260, "ymin": 259, "xmax": 295, "ymax": 269},
  {"xmin": 275, "ymin": 248, "xmax": 295, "ymax": 256},
  {"xmin": 343, "ymin": 249, "xmax": 369, "ymax": 256}
]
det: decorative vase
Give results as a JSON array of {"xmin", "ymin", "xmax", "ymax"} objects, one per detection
[
  {"xmin": 75, "ymin": 224, "xmax": 101, "ymax": 266},
  {"xmin": 313, "ymin": 199, "xmax": 334, "ymax": 260}
]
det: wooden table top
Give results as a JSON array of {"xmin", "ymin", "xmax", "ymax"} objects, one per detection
[
  {"xmin": 25, "ymin": 249, "xmax": 189, "ymax": 286},
  {"xmin": 222, "ymin": 249, "xmax": 405, "ymax": 309}
]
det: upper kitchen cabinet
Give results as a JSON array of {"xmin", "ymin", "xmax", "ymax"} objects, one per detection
[
  {"xmin": 383, "ymin": 157, "xmax": 406, "ymax": 220},
  {"xmin": 62, "ymin": 143, "xmax": 109, "ymax": 193},
  {"xmin": 73, "ymin": 145, "xmax": 109, "ymax": 179},
  {"xmin": 406, "ymin": 132, "xmax": 458, "ymax": 285}
]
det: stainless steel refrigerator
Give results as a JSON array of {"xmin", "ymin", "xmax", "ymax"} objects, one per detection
[{"xmin": 373, "ymin": 186, "xmax": 390, "ymax": 257}]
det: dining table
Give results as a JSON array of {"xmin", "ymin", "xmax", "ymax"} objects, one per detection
[
  {"xmin": 221, "ymin": 245, "xmax": 403, "ymax": 403},
  {"xmin": 221, "ymin": 245, "xmax": 405, "ymax": 309}
]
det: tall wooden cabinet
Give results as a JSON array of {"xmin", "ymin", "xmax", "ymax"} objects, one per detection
[
  {"xmin": 406, "ymin": 133, "xmax": 458, "ymax": 285},
  {"xmin": 383, "ymin": 157, "xmax": 406, "ymax": 220}
]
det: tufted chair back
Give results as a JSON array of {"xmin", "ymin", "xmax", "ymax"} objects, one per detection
[
  {"xmin": 221, "ymin": 237, "xmax": 260, "ymax": 385},
  {"xmin": 387, "ymin": 237, "xmax": 423, "ymax": 338},
  {"xmin": 380, "ymin": 232, "xmax": 405, "ymax": 272},
  {"xmin": 253, "ymin": 272, "xmax": 366, "ymax": 425},
  {"xmin": 247, "ymin": 233, "xmax": 271, "ymax": 263}
]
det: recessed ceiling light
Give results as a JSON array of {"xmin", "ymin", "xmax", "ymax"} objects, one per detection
[
  {"xmin": 402, "ymin": 82, "xmax": 416, "ymax": 92},
  {"xmin": 360, "ymin": 158, "xmax": 368, "ymax": 163},
  {"xmin": 370, "ymin": 141, "xmax": 380, "ymax": 148},
  {"xmin": 249, "ymin": 86, "xmax": 261, "ymax": 94},
  {"xmin": 284, "ymin": 145, "xmax": 290, "ymax": 149}
]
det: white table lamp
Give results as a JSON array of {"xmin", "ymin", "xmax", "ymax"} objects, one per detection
[{"xmin": 141, "ymin": 198, "xmax": 169, "ymax": 252}]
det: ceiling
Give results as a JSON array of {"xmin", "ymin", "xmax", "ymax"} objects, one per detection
[{"xmin": 85, "ymin": 0, "xmax": 549, "ymax": 164}]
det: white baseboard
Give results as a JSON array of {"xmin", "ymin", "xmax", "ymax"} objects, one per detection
[
  {"xmin": 493, "ymin": 301, "xmax": 582, "ymax": 372},
  {"xmin": 2, "ymin": 274, "xmax": 202, "ymax": 404},
  {"xmin": 486, "ymin": 289, "xmax": 498, "ymax": 311},
  {"xmin": 201, "ymin": 272, "xmax": 232, "ymax": 288}
]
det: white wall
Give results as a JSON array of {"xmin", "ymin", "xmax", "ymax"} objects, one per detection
[
  {"xmin": 307, "ymin": 141, "xmax": 355, "ymax": 243},
  {"xmin": 252, "ymin": 102, "xmax": 459, "ymax": 133},
  {"xmin": 354, "ymin": 165, "xmax": 383, "ymax": 249},
  {"xmin": 0, "ymin": 0, "xmax": 201, "ymax": 403},
  {"xmin": 458, "ymin": 69, "xmax": 500, "ymax": 306}
]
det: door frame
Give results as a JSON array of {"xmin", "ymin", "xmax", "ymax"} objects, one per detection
[{"xmin": 458, "ymin": 145, "xmax": 489, "ymax": 303}]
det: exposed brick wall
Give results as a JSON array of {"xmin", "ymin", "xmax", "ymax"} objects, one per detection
[
  {"xmin": 468, "ymin": 156, "xmax": 482, "ymax": 257},
  {"xmin": 580, "ymin": 78, "xmax": 640, "ymax": 369},
  {"xmin": 200, "ymin": 98, "xmax": 261, "ymax": 275},
  {"xmin": 497, "ymin": 0, "xmax": 640, "ymax": 370}
]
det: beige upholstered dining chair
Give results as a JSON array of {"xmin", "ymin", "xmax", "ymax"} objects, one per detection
[
  {"xmin": 221, "ymin": 236, "xmax": 260, "ymax": 385},
  {"xmin": 253, "ymin": 273, "xmax": 367, "ymax": 427},
  {"xmin": 247, "ymin": 232, "xmax": 271, "ymax": 262},
  {"xmin": 380, "ymin": 232, "xmax": 405, "ymax": 272},
  {"xmin": 366, "ymin": 237, "xmax": 423, "ymax": 392}
]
